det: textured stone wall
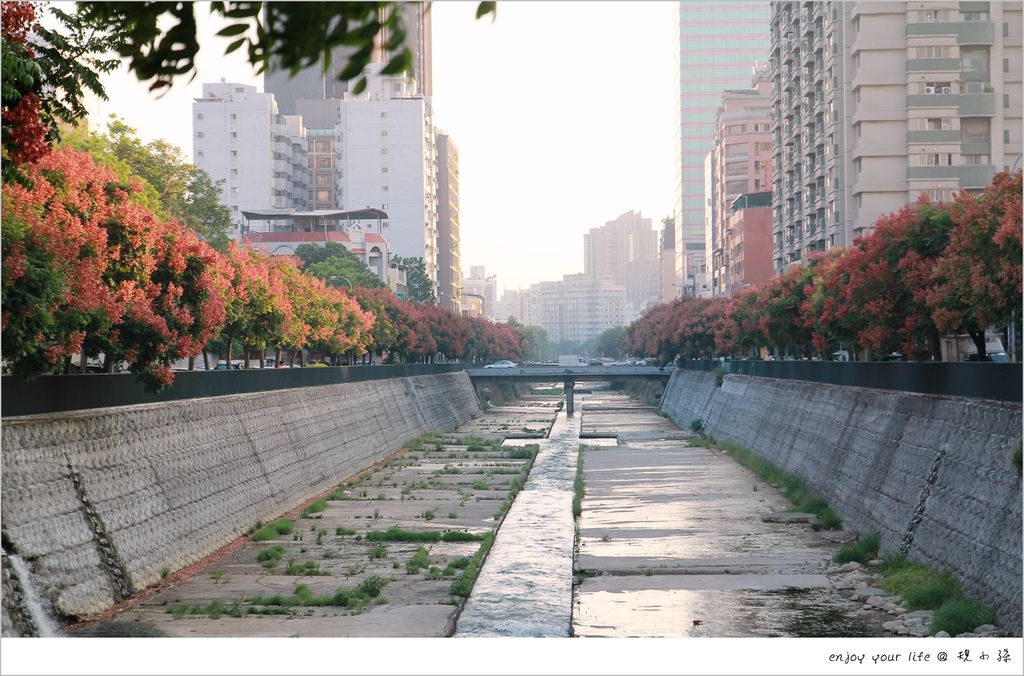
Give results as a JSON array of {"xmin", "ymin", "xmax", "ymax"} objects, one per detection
[
  {"xmin": 661, "ymin": 369, "xmax": 1023, "ymax": 634},
  {"xmin": 1, "ymin": 372, "xmax": 480, "ymax": 624}
]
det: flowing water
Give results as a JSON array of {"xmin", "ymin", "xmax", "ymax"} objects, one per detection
[
  {"xmin": 454, "ymin": 403, "xmax": 584, "ymax": 636},
  {"xmin": 7, "ymin": 554, "xmax": 61, "ymax": 637}
]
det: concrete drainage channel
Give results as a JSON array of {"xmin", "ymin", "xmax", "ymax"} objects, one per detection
[{"xmin": 67, "ymin": 398, "xmax": 560, "ymax": 638}]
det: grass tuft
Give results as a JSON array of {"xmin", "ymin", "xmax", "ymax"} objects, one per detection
[
  {"xmin": 252, "ymin": 519, "xmax": 294, "ymax": 541},
  {"xmin": 572, "ymin": 447, "xmax": 585, "ymax": 518},
  {"xmin": 301, "ymin": 500, "xmax": 327, "ymax": 518},
  {"xmin": 834, "ymin": 532, "xmax": 880, "ymax": 564},
  {"xmin": 932, "ymin": 598, "xmax": 996, "ymax": 636},
  {"xmin": 366, "ymin": 527, "xmax": 440, "ymax": 543}
]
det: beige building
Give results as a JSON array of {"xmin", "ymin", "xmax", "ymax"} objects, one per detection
[
  {"xmin": 436, "ymin": 133, "xmax": 462, "ymax": 312},
  {"xmin": 583, "ymin": 210, "xmax": 661, "ymax": 321},
  {"xmin": 707, "ymin": 66, "xmax": 774, "ymax": 297},
  {"xmin": 660, "ymin": 216, "xmax": 677, "ymax": 303},
  {"xmin": 523, "ymin": 274, "xmax": 628, "ymax": 345},
  {"xmin": 770, "ymin": 0, "xmax": 1022, "ymax": 271},
  {"xmin": 462, "ymin": 266, "xmax": 498, "ymax": 319}
]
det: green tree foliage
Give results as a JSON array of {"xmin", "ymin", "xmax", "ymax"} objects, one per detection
[
  {"xmin": 397, "ymin": 256, "xmax": 436, "ymax": 304},
  {"xmin": 77, "ymin": 2, "xmax": 495, "ymax": 94},
  {"xmin": 61, "ymin": 118, "xmax": 232, "ymax": 249},
  {"xmin": 295, "ymin": 242, "xmax": 387, "ymax": 290},
  {"xmin": 506, "ymin": 318, "xmax": 552, "ymax": 361},
  {"xmin": 592, "ymin": 326, "xmax": 627, "ymax": 358}
]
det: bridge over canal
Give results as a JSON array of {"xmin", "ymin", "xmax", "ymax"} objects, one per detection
[{"xmin": 466, "ymin": 366, "xmax": 672, "ymax": 414}]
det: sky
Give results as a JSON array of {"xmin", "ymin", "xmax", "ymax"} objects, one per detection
[{"xmin": 86, "ymin": 1, "xmax": 678, "ymax": 295}]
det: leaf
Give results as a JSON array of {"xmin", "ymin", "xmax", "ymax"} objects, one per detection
[
  {"xmin": 476, "ymin": 2, "xmax": 497, "ymax": 20},
  {"xmin": 224, "ymin": 37, "xmax": 247, "ymax": 55},
  {"xmin": 216, "ymin": 23, "xmax": 249, "ymax": 37}
]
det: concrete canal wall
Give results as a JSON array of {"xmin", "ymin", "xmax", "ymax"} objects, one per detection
[
  {"xmin": 660, "ymin": 368, "xmax": 1023, "ymax": 634},
  {"xmin": 1, "ymin": 372, "xmax": 480, "ymax": 622}
]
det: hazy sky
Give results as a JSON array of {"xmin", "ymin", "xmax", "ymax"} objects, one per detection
[{"xmin": 87, "ymin": 1, "xmax": 677, "ymax": 294}]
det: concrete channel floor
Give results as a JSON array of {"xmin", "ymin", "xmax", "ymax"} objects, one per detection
[
  {"xmin": 572, "ymin": 391, "xmax": 884, "ymax": 638},
  {"xmin": 73, "ymin": 400, "xmax": 559, "ymax": 638}
]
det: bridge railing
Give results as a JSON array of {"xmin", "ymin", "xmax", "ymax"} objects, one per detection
[
  {"xmin": 675, "ymin": 359, "xmax": 1021, "ymax": 403},
  {"xmin": 1, "ymin": 363, "xmax": 471, "ymax": 418}
]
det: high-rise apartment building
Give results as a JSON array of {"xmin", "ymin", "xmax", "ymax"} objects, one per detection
[
  {"xmin": 707, "ymin": 66, "xmax": 774, "ymax": 297},
  {"xmin": 660, "ymin": 216, "xmax": 677, "ymax": 303},
  {"xmin": 192, "ymin": 82, "xmax": 309, "ymax": 233},
  {"xmin": 521, "ymin": 275, "xmax": 628, "ymax": 345},
  {"xmin": 264, "ymin": 2, "xmax": 433, "ymax": 114},
  {"xmin": 583, "ymin": 210, "xmax": 661, "ymax": 321},
  {"xmin": 770, "ymin": 0, "xmax": 1022, "ymax": 271},
  {"xmin": 674, "ymin": 1, "xmax": 771, "ymax": 297},
  {"xmin": 462, "ymin": 266, "xmax": 497, "ymax": 319},
  {"xmin": 436, "ymin": 133, "xmax": 462, "ymax": 312}
]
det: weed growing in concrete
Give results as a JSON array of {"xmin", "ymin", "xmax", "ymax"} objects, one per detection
[
  {"xmin": 284, "ymin": 560, "xmax": 329, "ymax": 576},
  {"xmin": 252, "ymin": 519, "xmax": 294, "ymax": 541},
  {"xmin": 323, "ymin": 549, "xmax": 339, "ymax": 559},
  {"xmin": 301, "ymin": 500, "xmax": 328, "ymax": 518},
  {"xmin": 248, "ymin": 579, "xmax": 389, "ymax": 612},
  {"xmin": 506, "ymin": 444, "xmax": 539, "ymax": 460},
  {"xmin": 421, "ymin": 508, "xmax": 436, "ymax": 521},
  {"xmin": 932, "ymin": 598, "xmax": 996, "ymax": 636},
  {"xmin": 447, "ymin": 511, "xmax": 458, "ymax": 519},
  {"xmin": 450, "ymin": 533, "xmax": 495, "ymax": 598},
  {"xmin": 406, "ymin": 547, "xmax": 430, "ymax": 574},
  {"xmin": 834, "ymin": 533, "xmax": 880, "ymax": 565},
  {"xmin": 210, "ymin": 569, "xmax": 227, "ymax": 583},
  {"xmin": 440, "ymin": 464, "xmax": 462, "ymax": 474},
  {"xmin": 472, "ymin": 479, "xmax": 488, "ymax": 491},
  {"xmin": 316, "ymin": 528, "xmax": 328, "ymax": 545},
  {"xmin": 687, "ymin": 437, "xmax": 710, "ymax": 448},
  {"xmin": 167, "ymin": 600, "xmax": 236, "ymax": 619},
  {"xmin": 376, "ymin": 493, "xmax": 387, "ymax": 501},
  {"xmin": 426, "ymin": 566, "xmax": 443, "ymax": 580},
  {"xmin": 881, "ymin": 561, "xmax": 961, "ymax": 610},
  {"xmin": 346, "ymin": 564, "xmax": 365, "ymax": 577},
  {"xmin": 257, "ymin": 546, "xmax": 285, "ymax": 568},
  {"xmin": 441, "ymin": 530, "xmax": 485, "ymax": 542},
  {"xmin": 369, "ymin": 544, "xmax": 388, "ymax": 560},
  {"xmin": 689, "ymin": 419, "xmax": 704, "ymax": 433},
  {"xmin": 327, "ymin": 488, "xmax": 350, "ymax": 501},
  {"xmin": 160, "ymin": 567, "xmax": 171, "ymax": 578},
  {"xmin": 335, "ymin": 527, "xmax": 356, "ymax": 536},
  {"xmin": 366, "ymin": 527, "xmax": 440, "ymax": 543},
  {"xmin": 572, "ymin": 448, "xmax": 585, "ymax": 518}
]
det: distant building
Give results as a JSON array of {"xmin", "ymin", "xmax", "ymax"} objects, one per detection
[
  {"xmin": 673, "ymin": 0, "xmax": 771, "ymax": 297},
  {"xmin": 436, "ymin": 132, "xmax": 462, "ymax": 312},
  {"xmin": 495, "ymin": 288, "xmax": 527, "ymax": 323},
  {"xmin": 192, "ymin": 82, "xmax": 310, "ymax": 234},
  {"xmin": 463, "ymin": 266, "xmax": 498, "ymax": 319},
  {"xmin": 659, "ymin": 216, "xmax": 677, "ymax": 303},
  {"xmin": 707, "ymin": 66, "xmax": 773, "ymax": 297},
  {"xmin": 523, "ymin": 274, "xmax": 628, "ymax": 345},
  {"xmin": 461, "ymin": 293, "xmax": 484, "ymax": 318},
  {"xmin": 583, "ymin": 210, "xmax": 661, "ymax": 322},
  {"xmin": 724, "ymin": 192, "xmax": 774, "ymax": 294}
]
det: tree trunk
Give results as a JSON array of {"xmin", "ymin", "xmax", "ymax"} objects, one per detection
[
  {"xmin": 63, "ymin": 355, "xmax": 72, "ymax": 375},
  {"xmin": 968, "ymin": 329, "xmax": 987, "ymax": 360},
  {"xmin": 226, "ymin": 338, "xmax": 233, "ymax": 367},
  {"xmin": 298, "ymin": 350, "xmax": 305, "ymax": 367},
  {"xmin": 275, "ymin": 348, "xmax": 281, "ymax": 368},
  {"xmin": 188, "ymin": 355, "xmax": 196, "ymax": 371},
  {"xmin": 259, "ymin": 349, "xmax": 265, "ymax": 369},
  {"xmin": 244, "ymin": 346, "xmax": 251, "ymax": 369},
  {"xmin": 203, "ymin": 350, "xmax": 210, "ymax": 371},
  {"xmin": 79, "ymin": 351, "xmax": 88, "ymax": 374},
  {"xmin": 930, "ymin": 328, "xmax": 943, "ymax": 362},
  {"xmin": 103, "ymin": 353, "xmax": 114, "ymax": 373}
]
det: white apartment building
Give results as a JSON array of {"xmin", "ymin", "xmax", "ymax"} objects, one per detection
[
  {"xmin": 462, "ymin": 266, "xmax": 498, "ymax": 319},
  {"xmin": 193, "ymin": 82, "xmax": 309, "ymax": 234},
  {"xmin": 770, "ymin": 0, "xmax": 1022, "ymax": 270},
  {"xmin": 582, "ymin": 211, "xmax": 661, "ymax": 319},
  {"xmin": 523, "ymin": 274, "xmax": 628, "ymax": 345}
]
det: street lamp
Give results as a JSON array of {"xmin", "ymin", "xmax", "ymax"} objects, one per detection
[{"xmin": 328, "ymin": 275, "xmax": 353, "ymax": 290}]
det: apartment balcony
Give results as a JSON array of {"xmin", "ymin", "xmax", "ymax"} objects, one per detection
[{"xmin": 906, "ymin": 93, "xmax": 994, "ymax": 116}]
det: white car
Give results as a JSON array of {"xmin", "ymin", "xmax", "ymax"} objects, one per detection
[{"xmin": 483, "ymin": 360, "xmax": 518, "ymax": 368}]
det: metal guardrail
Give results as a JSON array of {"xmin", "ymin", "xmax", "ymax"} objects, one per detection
[
  {"xmin": 675, "ymin": 359, "xmax": 1022, "ymax": 403},
  {"xmin": 465, "ymin": 366, "xmax": 672, "ymax": 381},
  {"xmin": 1, "ymin": 363, "xmax": 471, "ymax": 418}
]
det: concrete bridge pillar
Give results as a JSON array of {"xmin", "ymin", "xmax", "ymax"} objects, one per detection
[{"xmin": 563, "ymin": 378, "xmax": 576, "ymax": 415}]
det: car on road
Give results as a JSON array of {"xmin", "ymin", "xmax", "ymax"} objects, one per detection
[
  {"xmin": 483, "ymin": 360, "xmax": 518, "ymax": 369},
  {"xmin": 881, "ymin": 352, "xmax": 907, "ymax": 362},
  {"xmin": 965, "ymin": 352, "xmax": 1010, "ymax": 362}
]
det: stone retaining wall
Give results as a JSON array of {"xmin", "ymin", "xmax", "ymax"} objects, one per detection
[
  {"xmin": 660, "ymin": 368, "xmax": 1022, "ymax": 635},
  {"xmin": 1, "ymin": 372, "xmax": 480, "ymax": 625}
]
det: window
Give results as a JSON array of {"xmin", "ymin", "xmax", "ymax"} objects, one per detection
[
  {"xmin": 230, "ymin": 132, "xmax": 237, "ymax": 139},
  {"xmin": 230, "ymin": 187, "xmax": 238, "ymax": 195},
  {"xmin": 231, "ymin": 168, "xmax": 238, "ymax": 175},
  {"xmin": 961, "ymin": 48, "xmax": 988, "ymax": 73},
  {"xmin": 916, "ymin": 46, "xmax": 951, "ymax": 59},
  {"xmin": 917, "ymin": 117, "xmax": 954, "ymax": 130},
  {"xmin": 315, "ymin": 139, "xmax": 331, "ymax": 152},
  {"xmin": 230, "ymin": 113, "xmax": 237, "ymax": 120},
  {"xmin": 231, "ymin": 150, "xmax": 238, "ymax": 157},
  {"xmin": 382, "ymin": 185, "xmax": 389, "ymax": 192},
  {"xmin": 960, "ymin": 11, "xmax": 988, "ymax": 22},
  {"xmin": 963, "ymin": 154, "xmax": 990, "ymax": 165},
  {"xmin": 381, "ymin": 167, "xmax": 388, "ymax": 174},
  {"xmin": 316, "ymin": 156, "xmax": 332, "ymax": 168},
  {"xmin": 961, "ymin": 118, "xmax": 990, "ymax": 143},
  {"xmin": 920, "ymin": 153, "xmax": 954, "ymax": 166},
  {"xmin": 1004, "ymin": 58, "xmax": 1009, "ymax": 73},
  {"xmin": 1005, "ymin": 94, "xmax": 1011, "ymax": 108},
  {"xmin": 196, "ymin": 131, "xmax": 204, "ymax": 138},
  {"xmin": 380, "ymin": 111, "xmax": 388, "ymax": 118},
  {"xmin": 922, "ymin": 10, "xmax": 943, "ymax": 22},
  {"xmin": 923, "ymin": 81, "xmax": 952, "ymax": 94},
  {"xmin": 316, "ymin": 190, "xmax": 330, "ymax": 202},
  {"xmin": 380, "ymin": 130, "xmax": 388, "ymax": 137},
  {"xmin": 1005, "ymin": 129, "xmax": 1011, "ymax": 144},
  {"xmin": 234, "ymin": 87, "xmax": 244, "ymax": 93},
  {"xmin": 315, "ymin": 173, "xmax": 331, "ymax": 186},
  {"xmin": 1004, "ymin": 23, "xmax": 1010, "ymax": 38},
  {"xmin": 854, "ymin": 158, "xmax": 861, "ymax": 174},
  {"xmin": 924, "ymin": 189, "xmax": 954, "ymax": 202},
  {"xmin": 196, "ymin": 112, "xmax": 204, "ymax": 120},
  {"xmin": 962, "ymin": 81, "xmax": 987, "ymax": 93},
  {"xmin": 381, "ymin": 148, "xmax": 388, "ymax": 155}
]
